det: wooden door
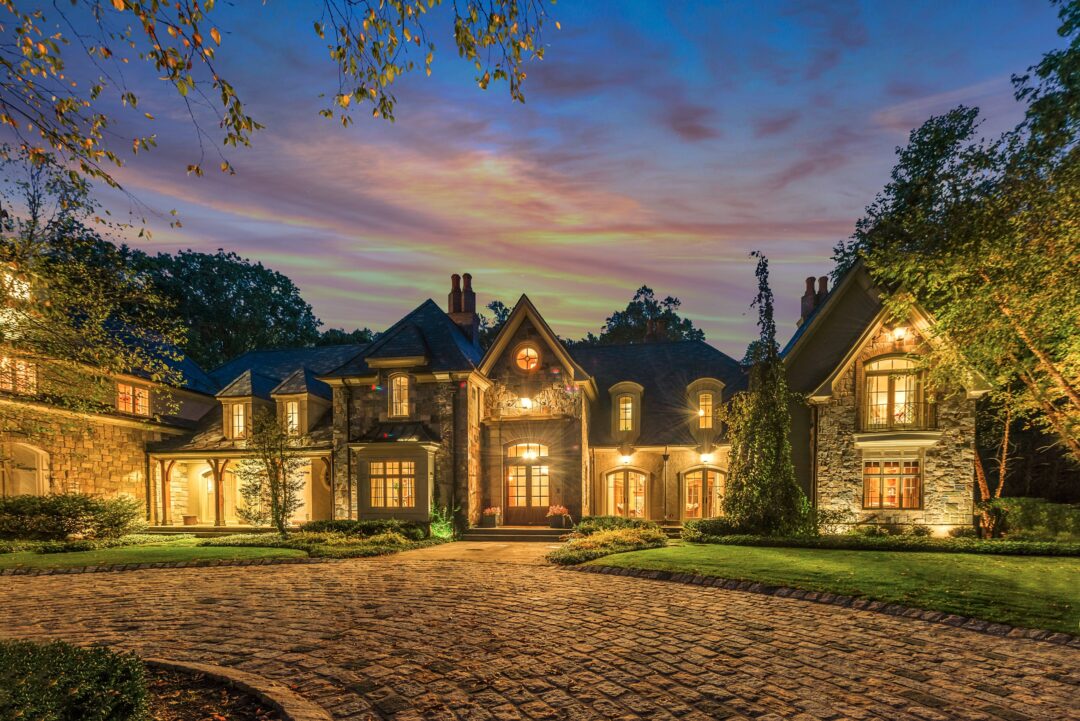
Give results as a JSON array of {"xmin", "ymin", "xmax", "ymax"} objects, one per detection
[{"xmin": 505, "ymin": 463, "xmax": 550, "ymax": 525}]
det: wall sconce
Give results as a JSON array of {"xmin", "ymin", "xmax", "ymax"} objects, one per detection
[
  {"xmin": 891, "ymin": 325, "xmax": 909, "ymax": 342},
  {"xmin": 519, "ymin": 397, "xmax": 533, "ymax": 409},
  {"xmin": 700, "ymin": 453, "xmax": 713, "ymax": 464},
  {"xmin": 698, "ymin": 408, "xmax": 705, "ymax": 417},
  {"xmin": 619, "ymin": 454, "xmax": 632, "ymax": 465}
]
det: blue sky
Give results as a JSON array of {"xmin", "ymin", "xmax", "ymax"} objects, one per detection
[{"xmin": 84, "ymin": 0, "xmax": 1063, "ymax": 356}]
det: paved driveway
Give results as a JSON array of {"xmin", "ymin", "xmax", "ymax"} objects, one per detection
[{"xmin": 1, "ymin": 544, "xmax": 1077, "ymax": 721}]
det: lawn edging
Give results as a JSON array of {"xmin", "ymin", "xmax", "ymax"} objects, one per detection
[
  {"xmin": 0, "ymin": 555, "xmax": 337, "ymax": 577},
  {"xmin": 567, "ymin": 563, "xmax": 1080, "ymax": 648},
  {"xmin": 146, "ymin": 658, "xmax": 331, "ymax": 721}
]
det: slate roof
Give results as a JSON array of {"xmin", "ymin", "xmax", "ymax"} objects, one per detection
[
  {"xmin": 356, "ymin": 421, "xmax": 441, "ymax": 444},
  {"xmin": 210, "ymin": 344, "xmax": 368, "ymax": 388},
  {"xmin": 323, "ymin": 300, "xmax": 482, "ymax": 377},
  {"xmin": 216, "ymin": 369, "xmax": 280, "ymax": 400},
  {"xmin": 272, "ymin": 367, "xmax": 332, "ymax": 400},
  {"xmin": 571, "ymin": 341, "xmax": 746, "ymax": 446},
  {"xmin": 147, "ymin": 404, "xmax": 334, "ymax": 453}
]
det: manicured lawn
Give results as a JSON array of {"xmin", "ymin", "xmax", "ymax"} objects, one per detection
[
  {"xmin": 0, "ymin": 537, "xmax": 306, "ymax": 570},
  {"xmin": 588, "ymin": 542, "xmax": 1080, "ymax": 634}
]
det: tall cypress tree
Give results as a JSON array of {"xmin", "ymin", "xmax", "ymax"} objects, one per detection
[{"xmin": 722, "ymin": 252, "xmax": 805, "ymax": 535}]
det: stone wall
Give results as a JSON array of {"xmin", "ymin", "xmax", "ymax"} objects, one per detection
[{"xmin": 814, "ymin": 326, "xmax": 976, "ymax": 530}]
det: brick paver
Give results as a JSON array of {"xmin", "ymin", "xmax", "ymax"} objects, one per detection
[{"xmin": 1, "ymin": 547, "xmax": 1077, "ymax": 721}]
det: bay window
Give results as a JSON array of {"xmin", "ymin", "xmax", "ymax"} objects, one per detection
[{"xmin": 370, "ymin": 460, "xmax": 416, "ymax": 508}]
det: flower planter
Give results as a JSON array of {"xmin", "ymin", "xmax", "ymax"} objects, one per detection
[
  {"xmin": 548, "ymin": 517, "xmax": 567, "ymax": 529},
  {"xmin": 479, "ymin": 515, "xmax": 498, "ymax": 528},
  {"xmin": 182, "ymin": 515, "xmax": 199, "ymax": 526}
]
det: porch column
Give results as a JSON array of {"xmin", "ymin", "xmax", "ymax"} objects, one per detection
[
  {"xmin": 208, "ymin": 458, "xmax": 229, "ymax": 527},
  {"xmin": 158, "ymin": 459, "xmax": 175, "ymax": 526}
]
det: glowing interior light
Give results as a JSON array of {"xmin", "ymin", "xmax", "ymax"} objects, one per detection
[
  {"xmin": 700, "ymin": 453, "xmax": 713, "ymax": 464},
  {"xmin": 520, "ymin": 397, "xmax": 533, "ymax": 409},
  {"xmin": 619, "ymin": 455, "xmax": 632, "ymax": 464},
  {"xmin": 891, "ymin": 326, "xmax": 909, "ymax": 341},
  {"xmin": 523, "ymin": 451, "xmax": 538, "ymax": 460}
]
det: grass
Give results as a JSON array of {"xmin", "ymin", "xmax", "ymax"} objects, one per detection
[
  {"xmin": 587, "ymin": 542, "xmax": 1080, "ymax": 634},
  {"xmin": 0, "ymin": 537, "xmax": 305, "ymax": 570}
]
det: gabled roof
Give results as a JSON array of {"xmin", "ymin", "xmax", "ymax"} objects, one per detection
[
  {"xmin": 571, "ymin": 340, "xmax": 745, "ymax": 446},
  {"xmin": 210, "ymin": 344, "xmax": 368, "ymax": 388},
  {"xmin": 479, "ymin": 294, "xmax": 591, "ymax": 384},
  {"xmin": 272, "ymin": 367, "xmax": 332, "ymax": 400},
  {"xmin": 147, "ymin": 402, "xmax": 335, "ymax": 453},
  {"xmin": 322, "ymin": 300, "xmax": 481, "ymax": 378},
  {"xmin": 216, "ymin": 369, "xmax": 280, "ymax": 400}
]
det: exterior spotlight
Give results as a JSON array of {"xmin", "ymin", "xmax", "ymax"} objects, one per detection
[
  {"xmin": 700, "ymin": 453, "xmax": 713, "ymax": 464},
  {"xmin": 892, "ymin": 326, "xmax": 909, "ymax": 341},
  {"xmin": 619, "ymin": 454, "xmax": 632, "ymax": 465}
]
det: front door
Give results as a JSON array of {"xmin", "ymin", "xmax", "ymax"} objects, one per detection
[{"xmin": 504, "ymin": 443, "xmax": 551, "ymax": 525}]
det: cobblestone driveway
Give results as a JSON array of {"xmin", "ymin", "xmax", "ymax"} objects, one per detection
[{"xmin": 1, "ymin": 545, "xmax": 1077, "ymax": 721}]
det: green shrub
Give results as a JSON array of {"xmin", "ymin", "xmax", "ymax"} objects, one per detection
[
  {"xmin": 574, "ymin": 515, "xmax": 659, "ymax": 536},
  {"xmin": 908, "ymin": 524, "xmax": 932, "ymax": 537},
  {"xmin": 682, "ymin": 517, "xmax": 747, "ymax": 540},
  {"xmin": 991, "ymin": 498, "xmax": 1080, "ymax": 540},
  {"xmin": 33, "ymin": 534, "xmax": 191, "ymax": 554},
  {"xmin": 428, "ymin": 505, "xmax": 457, "ymax": 540},
  {"xmin": 200, "ymin": 530, "xmax": 436, "ymax": 558},
  {"xmin": 298, "ymin": 518, "xmax": 426, "ymax": 540},
  {"xmin": 684, "ymin": 532, "xmax": 1080, "ymax": 556},
  {"xmin": 547, "ymin": 526, "xmax": 667, "ymax": 565},
  {"xmin": 0, "ymin": 639, "xmax": 148, "ymax": 721},
  {"xmin": 0, "ymin": 494, "xmax": 145, "ymax": 541},
  {"xmin": 948, "ymin": 526, "xmax": 979, "ymax": 539},
  {"xmin": 852, "ymin": 524, "xmax": 890, "ymax": 537}
]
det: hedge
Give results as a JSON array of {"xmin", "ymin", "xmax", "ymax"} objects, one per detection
[
  {"xmin": 0, "ymin": 639, "xmax": 148, "ymax": 721},
  {"xmin": 547, "ymin": 526, "xmax": 667, "ymax": 565},
  {"xmin": 0, "ymin": 533, "xmax": 192, "ymax": 555},
  {"xmin": 299, "ymin": 518, "xmax": 427, "ymax": 540},
  {"xmin": 0, "ymin": 494, "xmax": 145, "ymax": 541},
  {"xmin": 573, "ymin": 515, "xmax": 659, "ymax": 536},
  {"xmin": 681, "ymin": 532, "xmax": 1080, "ymax": 556},
  {"xmin": 200, "ymin": 530, "xmax": 441, "ymax": 558},
  {"xmin": 988, "ymin": 497, "xmax": 1080, "ymax": 540}
]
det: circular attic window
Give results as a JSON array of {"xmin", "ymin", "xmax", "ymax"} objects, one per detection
[{"xmin": 515, "ymin": 345, "xmax": 540, "ymax": 371}]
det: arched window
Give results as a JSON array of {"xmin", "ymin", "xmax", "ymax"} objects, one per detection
[
  {"xmin": 618, "ymin": 395, "xmax": 634, "ymax": 432},
  {"xmin": 683, "ymin": 468, "xmax": 723, "ymax": 519},
  {"xmin": 863, "ymin": 357, "xmax": 925, "ymax": 430},
  {"xmin": 606, "ymin": 470, "xmax": 647, "ymax": 519},
  {"xmin": 507, "ymin": 443, "xmax": 549, "ymax": 459},
  {"xmin": 697, "ymin": 392, "xmax": 714, "ymax": 430},
  {"xmin": 390, "ymin": 374, "xmax": 410, "ymax": 417}
]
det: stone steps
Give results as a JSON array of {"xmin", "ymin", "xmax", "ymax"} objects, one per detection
[{"xmin": 460, "ymin": 527, "xmax": 569, "ymax": 543}]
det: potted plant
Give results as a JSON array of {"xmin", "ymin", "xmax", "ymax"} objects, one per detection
[
  {"xmin": 546, "ymin": 504, "xmax": 571, "ymax": 529},
  {"xmin": 480, "ymin": 506, "xmax": 500, "ymax": 528}
]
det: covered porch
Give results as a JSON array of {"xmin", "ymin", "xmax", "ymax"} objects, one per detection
[{"xmin": 147, "ymin": 453, "xmax": 334, "ymax": 527}]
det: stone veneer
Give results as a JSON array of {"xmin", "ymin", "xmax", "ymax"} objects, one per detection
[{"xmin": 814, "ymin": 326, "xmax": 976, "ymax": 530}]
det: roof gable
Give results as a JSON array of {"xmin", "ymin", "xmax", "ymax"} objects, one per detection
[
  {"xmin": 479, "ymin": 295, "xmax": 591, "ymax": 385},
  {"xmin": 216, "ymin": 369, "xmax": 280, "ymax": 400},
  {"xmin": 272, "ymin": 367, "xmax": 332, "ymax": 400}
]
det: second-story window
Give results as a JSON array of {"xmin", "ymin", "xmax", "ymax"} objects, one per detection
[
  {"xmin": 285, "ymin": 400, "xmax": 300, "ymax": 435},
  {"xmin": 0, "ymin": 357, "xmax": 37, "ymax": 395},
  {"xmin": 117, "ymin": 384, "xmax": 150, "ymax": 415},
  {"xmin": 698, "ymin": 392, "xmax": 713, "ymax": 429},
  {"xmin": 390, "ymin": 375, "xmax": 409, "ymax": 417},
  {"xmin": 231, "ymin": 403, "xmax": 247, "ymax": 438},
  {"xmin": 864, "ymin": 357, "xmax": 925, "ymax": 431},
  {"xmin": 618, "ymin": 394, "xmax": 634, "ymax": 432}
]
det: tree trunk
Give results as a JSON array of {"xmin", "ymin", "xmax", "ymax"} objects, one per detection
[{"xmin": 996, "ymin": 401, "xmax": 1011, "ymax": 498}]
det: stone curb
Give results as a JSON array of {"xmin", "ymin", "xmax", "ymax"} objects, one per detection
[
  {"xmin": 0, "ymin": 556, "xmax": 338, "ymax": 577},
  {"xmin": 567, "ymin": 564, "xmax": 1080, "ymax": 648},
  {"xmin": 146, "ymin": 658, "xmax": 332, "ymax": 721}
]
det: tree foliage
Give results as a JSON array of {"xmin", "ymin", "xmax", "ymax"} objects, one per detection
[
  {"xmin": 722, "ymin": 253, "xmax": 805, "ymax": 535},
  {"xmin": 478, "ymin": 299, "xmax": 510, "ymax": 349},
  {"xmin": 142, "ymin": 249, "xmax": 322, "ymax": 370},
  {"xmin": 317, "ymin": 327, "xmax": 376, "ymax": 346},
  {"xmin": 235, "ymin": 408, "xmax": 307, "ymax": 537},
  {"xmin": 0, "ymin": 148, "xmax": 185, "ymax": 437},
  {"xmin": 833, "ymin": 1, "xmax": 1080, "ymax": 463},
  {"xmin": 574, "ymin": 286, "xmax": 705, "ymax": 346},
  {"xmin": 0, "ymin": 0, "xmax": 554, "ymax": 187}
]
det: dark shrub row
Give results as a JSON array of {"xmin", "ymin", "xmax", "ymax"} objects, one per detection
[
  {"xmin": 547, "ymin": 527, "xmax": 668, "ymax": 565},
  {"xmin": 298, "ymin": 518, "xmax": 426, "ymax": 540},
  {"xmin": 985, "ymin": 497, "xmax": 1080, "ymax": 540},
  {"xmin": 0, "ymin": 494, "xmax": 145, "ymax": 541},
  {"xmin": 0, "ymin": 639, "xmax": 148, "ymax": 721},
  {"xmin": 573, "ymin": 515, "xmax": 659, "ymax": 536},
  {"xmin": 681, "ymin": 528, "xmax": 1080, "ymax": 556}
]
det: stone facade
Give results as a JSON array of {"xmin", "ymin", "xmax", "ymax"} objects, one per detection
[{"xmin": 813, "ymin": 325, "xmax": 976, "ymax": 531}]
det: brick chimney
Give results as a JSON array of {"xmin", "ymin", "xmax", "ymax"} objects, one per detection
[
  {"xmin": 797, "ymin": 275, "xmax": 830, "ymax": 326},
  {"xmin": 448, "ymin": 272, "xmax": 480, "ymax": 346}
]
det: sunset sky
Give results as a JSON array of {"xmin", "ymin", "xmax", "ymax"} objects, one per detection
[{"xmin": 92, "ymin": 0, "xmax": 1062, "ymax": 357}]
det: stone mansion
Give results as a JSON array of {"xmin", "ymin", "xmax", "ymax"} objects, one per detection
[{"xmin": 0, "ymin": 266, "xmax": 987, "ymax": 533}]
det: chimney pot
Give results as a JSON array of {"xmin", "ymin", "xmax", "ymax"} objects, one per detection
[
  {"xmin": 462, "ymin": 272, "xmax": 476, "ymax": 314},
  {"xmin": 448, "ymin": 274, "xmax": 462, "ymax": 314},
  {"xmin": 817, "ymin": 276, "xmax": 829, "ymax": 296},
  {"xmin": 799, "ymin": 276, "xmax": 818, "ymax": 325}
]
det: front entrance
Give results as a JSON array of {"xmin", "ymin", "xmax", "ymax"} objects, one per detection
[
  {"xmin": 606, "ymin": 469, "xmax": 647, "ymax": 519},
  {"xmin": 504, "ymin": 443, "xmax": 550, "ymax": 525}
]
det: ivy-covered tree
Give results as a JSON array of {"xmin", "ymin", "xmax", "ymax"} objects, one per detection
[
  {"xmin": 832, "ymin": 1, "xmax": 1080, "ymax": 463},
  {"xmin": 574, "ymin": 286, "xmax": 705, "ymax": 346},
  {"xmin": 0, "ymin": 0, "xmax": 554, "ymax": 188},
  {"xmin": 0, "ymin": 149, "xmax": 185, "ymax": 439},
  {"xmin": 722, "ymin": 253, "xmax": 805, "ymax": 535},
  {"xmin": 235, "ymin": 408, "xmax": 307, "ymax": 537},
  {"xmin": 142, "ymin": 249, "xmax": 322, "ymax": 370}
]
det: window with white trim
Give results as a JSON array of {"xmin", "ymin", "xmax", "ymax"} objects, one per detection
[
  {"xmin": 369, "ymin": 460, "xmax": 416, "ymax": 508},
  {"xmin": 285, "ymin": 400, "xmax": 300, "ymax": 435},
  {"xmin": 618, "ymin": 395, "xmax": 634, "ymax": 432},
  {"xmin": 390, "ymin": 375, "xmax": 409, "ymax": 417},
  {"xmin": 862, "ymin": 450, "xmax": 921, "ymax": 509},
  {"xmin": 231, "ymin": 403, "xmax": 247, "ymax": 439},
  {"xmin": 698, "ymin": 392, "xmax": 714, "ymax": 430}
]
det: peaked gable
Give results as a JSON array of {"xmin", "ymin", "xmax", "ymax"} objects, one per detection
[
  {"xmin": 272, "ymin": 367, "xmax": 332, "ymax": 400},
  {"xmin": 216, "ymin": 369, "xmax": 280, "ymax": 400},
  {"xmin": 479, "ymin": 295, "xmax": 591, "ymax": 386}
]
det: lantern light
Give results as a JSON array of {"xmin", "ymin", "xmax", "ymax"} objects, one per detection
[
  {"xmin": 891, "ymin": 326, "xmax": 909, "ymax": 342},
  {"xmin": 700, "ymin": 453, "xmax": 713, "ymax": 464},
  {"xmin": 520, "ymin": 397, "xmax": 534, "ymax": 409},
  {"xmin": 619, "ymin": 454, "xmax": 632, "ymax": 464}
]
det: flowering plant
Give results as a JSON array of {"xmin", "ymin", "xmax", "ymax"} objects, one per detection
[
  {"xmin": 481, "ymin": 506, "xmax": 501, "ymax": 516},
  {"xmin": 546, "ymin": 504, "xmax": 570, "ymax": 518}
]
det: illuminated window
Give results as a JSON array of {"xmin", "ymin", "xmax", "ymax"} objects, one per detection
[
  {"xmin": 390, "ymin": 375, "xmax": 409, "ymax": 417},
  {"xmin": 515, "ymin": 345, "xmax": 540, "ymax": 371},
  {"xmin": 0, "ymin": 357, "xmax": 37, "ymax": 395},
  {"xmin": 698, "ymin": 392, "xmax": 713, "ymax": 429},
  {"xmin": 369, "ymin": 460, "xmax": 416, "ymax": 508},
  {"xmin": 117, "ymin": 383, "xmax": 134, "ymax": 413},
  {"xmin": 507, "ymin": 443, "xmax": 549, "ymax": 460},
  {"xmin": 618, "ymin": 395, "xmax": 633, "ymax": 432},
  {"xmin": 863, "ymin": 452, "xmax": 920, "ymax": 509},
  {"xmin": 684, "ymin": 469, "xmax": 721, "ymax": 519},
  {"xmin": 231, "ymin": 403, "xmax": 246, "ymax": 439},
  {"xmin": 606, "ymin": 470, "xmax": 646, "ymax": 518},
  {"xmin": 134, "ymin": 387, "xmax": 150, "ymax": 416},
  {"xmin": 285, "ymin": 401, "xmax": 300, "ymax": 434},
  {"xmin": 864, "ymin": 357, "xmax": 924, "ymax": 430}
]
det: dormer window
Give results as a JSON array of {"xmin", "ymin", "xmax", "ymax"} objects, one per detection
[
  {"xmin": 618, "ymin": 395, "xmax": 634, "ymax": 432},
  {"xmin": 515, "ymin": 344, "xmax": 540, "ymax": 372},
  {"xmin": 697, "ymin": 392, "xmax": 714, "ymax": 430},
  {"xmin": 0, "ymin": 357, "xmax": 37, "ymax": 395},
  {"xmin": 863, "ymin": 356, "xmax": 929, "ymax": 431},
  {"xmin": 117, "ymin": 383, "xmax": 150, "ymax": 416},
  {"xmin": 390, "ymin": 374, "xmax": 409, "ymax": 417},
  {"xmin": 285, "ymin": 400, "xmax": 300, "ymax": 435},
  {"xmin": 231, "ymin": 403, "xmax": 247, "ymax": 439}
]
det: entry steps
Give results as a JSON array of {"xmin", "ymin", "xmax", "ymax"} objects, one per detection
[{"xmin": 462, "ymin": 523, "xmax": 684, "ymax": 542}]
